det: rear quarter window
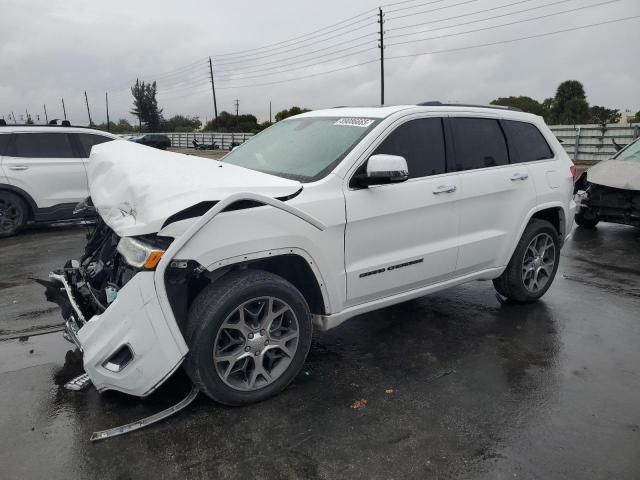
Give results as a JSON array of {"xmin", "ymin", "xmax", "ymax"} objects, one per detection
[
  {"xmin": 74, "ymin": 133, "xmax": 114, "ymax": 157},
  {"xmin": 503, "ymin": 120, "xmax": 554, "ymax": 163}
]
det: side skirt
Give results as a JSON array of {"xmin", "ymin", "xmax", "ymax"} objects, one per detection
[{"xmin": 313, "ymin": 267, "xmax": 503, "ymax": 331}]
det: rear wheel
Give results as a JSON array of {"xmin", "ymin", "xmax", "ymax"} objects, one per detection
[
  {"xmin": 184, "ymin": 270, "xmax": 312, "ymax": 405},
  {"xmin": 493, "ymin": 219, "xmax": 560, "ymax": 303},
  {"xmin": 575, "ymin": 209, "xmax": 599, "ymax": 228},
  {"xmin": 0, "ymin": 191, "xmax": 27, "ymax": 237}
]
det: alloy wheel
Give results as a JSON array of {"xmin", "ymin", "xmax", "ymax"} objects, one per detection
[
  {"xmin": 522, "ymin": 232, "xmax": 556, "ymax": 293},
  {"xmin": 213, "ymin": 296, "xmax": 300, "ymax": 391}
]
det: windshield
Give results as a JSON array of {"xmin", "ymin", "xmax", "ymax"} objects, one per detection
[
  {"xmin": 613, "ymin": 137, "xmax": 640, "ymax": 163},
  {"xmin": 223, "ymin": 116, "xmax": 379, "ymax": 181}
]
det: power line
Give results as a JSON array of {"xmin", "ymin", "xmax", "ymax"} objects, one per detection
[
  {"xmin": 147, "ymin": 57, "xmax": 209, "ymax": 79},
  {"xmin": 215, "ymin": 41, "xmax": 374, "ymax": 79},
  {"xmin": 388, "ymin": 0, "xmax": 483, "ymax": 21},
  {"xmin": 213, "ymin": 9, "xmax": 376, "ymax": 58},
  {"xmin": 381, "ymin": 0, "xmax": 443, "ymax": 9},
  {"xmin": 213, "ymin": 27, "xmax": 376, "ymax": 67},
  {"xmin": 385, "ymin": 0, "xmax": 539, "ymax": 33},
  {"xmin": 386, "ymin": 0, "xmax": 454, "ymax": 14},
  {"xmin": 216, "ymin": 46, "xmax": 373, "ymax": 81},
  {"xmin": 207, "ymin": 14, "xmax": 639, "ymax": 92},
  {"xmin": 387, "ymin": 0, "xmax": 622, "ymax": 46},
  {"xmin": 386, "ymin": 15, "xmax": 640, "ymax": 61},
  {"xmin": 216, "ymin": 58, "xmax": 379, "ymax": 90}
]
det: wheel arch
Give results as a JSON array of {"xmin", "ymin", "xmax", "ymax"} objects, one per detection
[
  {"xmin": 165, "ymin": 250, "xmax": 330, "ymax": 334},
  {"xmin": 501, "ymin": 202, "xmax": 567, "ymax": 272},
  {"xmin": 0, "ymin": 183, "xmax": 36, "ymax": 220}
]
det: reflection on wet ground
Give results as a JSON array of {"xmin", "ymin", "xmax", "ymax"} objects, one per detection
[{"xmin": 0, "ymin": 224, "xmax": 639, "ymax": 479}]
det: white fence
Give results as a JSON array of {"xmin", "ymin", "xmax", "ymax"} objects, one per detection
[
  {"xmin": 161, "ymin": 132, "xmax": 254, "ymax": 150},
  {"xmin": 549, "ymin": 124, "xmax": 640, "ymax": 164}
]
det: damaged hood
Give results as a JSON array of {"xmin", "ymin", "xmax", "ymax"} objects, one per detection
[
  {"xmin": 587, "ymin": 159, "xmax": 640, "ymax": 191},
  {"xmin": 88, "ymin": 141, "xmax": 302, "ymax": 237}
]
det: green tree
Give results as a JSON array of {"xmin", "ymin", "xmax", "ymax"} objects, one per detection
[
  {"xmin": 490, "ymin": 96, "xmax": 549, "ymax": 120},
  {"xmin": 204, "ymin": 111, "xmax": 259, "ymax": 132},
  {"xmin": 257, "ymin": 120, "xmax": 273, "ymax": 131},
  {"xmin": 161, "ymin": 115, "xmax": 201, "ymax": 132},
  {"xmin": 95, "ymin": 119, "xmax": 135, "ymax": 134},
  {"xmin": 274, "ymin": 106, "xmax": 311, "ymax": 122},
  {"xmin": 590, "ymin": 105, "xmax": 621, "ymax": 124},
  {"xmin": 130, "ymin": 79, "xmax": 163, "ymax": 131},
  {"xmin": 549, "ymin": 80, "xmax": 590, "ymax": 124},
  {"xmin": 634, "ymin": 111, "xmax": 640, "ymax": 123}
]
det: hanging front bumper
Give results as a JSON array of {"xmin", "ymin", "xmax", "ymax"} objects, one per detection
[{"xmin": 52, "ymin": 270, "xmax": 187, "ymax": 397}]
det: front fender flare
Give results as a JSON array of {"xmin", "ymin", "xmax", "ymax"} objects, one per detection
[{"xmin": 153, "ymin": 192, "xmax": 327, "ymax": 348}]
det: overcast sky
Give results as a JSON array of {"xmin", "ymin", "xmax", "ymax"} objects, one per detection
[{"xmin": 1, "ymin": 0, "xmax": 638, "ymax": 125}]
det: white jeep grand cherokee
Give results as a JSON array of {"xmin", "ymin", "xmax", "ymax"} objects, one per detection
[{"xmin": 47, "ymin": 103, "xmax": 576, "ymax": 405}]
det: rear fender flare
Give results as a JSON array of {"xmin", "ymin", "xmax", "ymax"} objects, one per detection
[{"xmin": 502, "ymin": 202, "xmax": 567, "ymax": 270}]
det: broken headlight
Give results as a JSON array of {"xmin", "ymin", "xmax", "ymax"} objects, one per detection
[{"xmin": 117, "ymin": 237, "xmax": 165, "ymax": 270}]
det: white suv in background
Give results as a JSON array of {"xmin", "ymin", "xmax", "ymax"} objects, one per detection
[
  {"xmin": 0, "ymin": 124, "xmax": 118, "ymax": 237},
  {"xmin": 47, "ymin": 103, "xmax": 576, "ymax": 405}
]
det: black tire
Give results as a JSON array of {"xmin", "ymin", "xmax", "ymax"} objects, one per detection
[
  {"xmin": 575, "ymin": 209, "xmax": 599, "ymax": 229},
  {"xmin": 493, "ymin": 219, "xmax": 560, "ymax": 303},
  {"xmin": 0, "ymin": 191, "xmax": 28, "ymax": 238},
  {"xmin": 184, "ymin": 269, "xmax": 312, "ymax": 406}
]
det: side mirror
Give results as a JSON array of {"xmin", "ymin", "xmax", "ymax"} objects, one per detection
[{"xmin": 355, "ymin": 154, "xmax": 409, "ymax": 187}]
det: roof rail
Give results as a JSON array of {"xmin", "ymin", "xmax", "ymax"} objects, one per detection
[
  {"xmin": 416, "ymin": 101, "xmax": 522, "ymax": 112},
  {"xmin": 0, "ymin": 122, "xmax": 101, "ymax": 130}
]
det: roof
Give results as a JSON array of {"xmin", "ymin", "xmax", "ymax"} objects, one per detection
[{"xmin": 299, "ymin": 104, "xmax": 539, "ymax": 121}]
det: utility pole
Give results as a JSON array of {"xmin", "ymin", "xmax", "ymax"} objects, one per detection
[
  {"xmin": 11, "ymin": 111, "xmax": 16, "ymax": 124},
  {"xmin": 61, "ymin": 98, "xmax": 67, "ymax": 120},
  {"xmin": 378, "ymin": 7, "xmax": 385, "ymax": 105},
  {"xmin": 269, "ymin": 101, "xmax": 272, "ymax": 124},
  {"xmin": 234, "ymin": 99, "xmax": 239, "ymax": 117},
  {"xmin": 209, "ymin": 57, "xmax": 218, "ymax": 122},
  {"xmin": 105, "ymin": 92, "xmax": 110, "ymax": 132},
  {"xmin": 84, "ymin": 91, "xmax": 93, "ymax": 126},
  {"xmin": 43, "ymin": 104, "xmax": 48, "ymax": 124}
]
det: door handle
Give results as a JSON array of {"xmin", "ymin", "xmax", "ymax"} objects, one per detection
[
  {"xmin": 432, "ymin": 185, "xmax": 457, "ymax": 194},
  {"xmin": 8, "ymin": 165, "xmax": 29, "ymax": 171},
  {"xmin": 510, "ymin": 172, "xmax": 528, "ymax": 181}
]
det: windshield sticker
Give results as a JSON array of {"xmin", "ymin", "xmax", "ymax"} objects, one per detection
[{"xmin": 334, "ymin": 118, "xmax": 375, "ymax": 128}]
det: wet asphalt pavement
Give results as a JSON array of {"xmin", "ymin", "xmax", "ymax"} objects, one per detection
[{"xmin": 1, "ymin": 223, "xmax": 639, "ymax": 479}]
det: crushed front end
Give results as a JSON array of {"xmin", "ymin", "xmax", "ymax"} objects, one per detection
[
  {"xmin": 575, "ymin": 175, "xmax": 640, "ymax": 227},
  {"xmin": 44, "ymin": 216, "xmax": 188, "ymax": 397}
]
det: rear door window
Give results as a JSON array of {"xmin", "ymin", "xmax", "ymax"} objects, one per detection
[
  {"xmin": 372, "ymin": 118, "xmax": 446, "ymax": 178},
  {"xmin": 8, "ymin": 133, "xmax": 75, "ymax": 158},
  {"xmin": 74, "ymin": 133, "xmax": 114, "ymax": 157},
  {"xmin": 503, "ymin": 120, "xmax": 554, "ymax": 163},
  {"xmin": 450, "ymin": 118, "xmax": 509, "ymax": 171}
]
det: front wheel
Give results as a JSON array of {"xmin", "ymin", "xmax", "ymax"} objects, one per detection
[
  {"xmin": 493, "ymin": 219, "xmax": 560, "ymax": 303},
  {"xmin": 184, "ymin": 270, "xmax": 312, "ymax": 405}
]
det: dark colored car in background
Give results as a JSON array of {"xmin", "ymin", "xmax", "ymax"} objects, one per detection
[{"xmin": 133, "ymin": 134, "xmax": 171, "ymax": 150}]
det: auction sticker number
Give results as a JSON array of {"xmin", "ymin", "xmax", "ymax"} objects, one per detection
[{"xmin": 334, "ymin": 118, "xmax": 375, "ymax": 128}]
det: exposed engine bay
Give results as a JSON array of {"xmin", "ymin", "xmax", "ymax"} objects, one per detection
[
  {"xmin": 575, "ymin": 178, "xmax": 640, "ymax": 228},
  {"xmin": 40, "ymin": 214, "xmax": 172, "ymax": 348}
]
